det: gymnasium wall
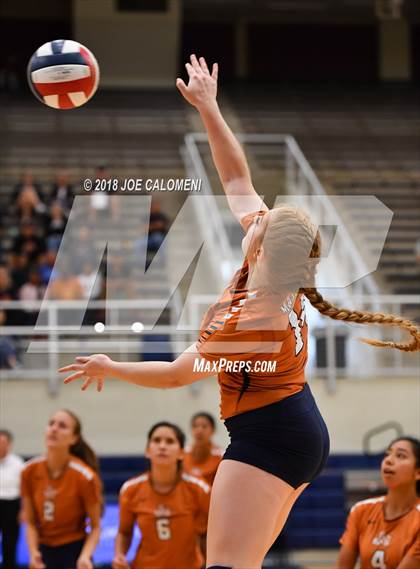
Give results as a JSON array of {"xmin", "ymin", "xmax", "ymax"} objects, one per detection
[
  {"xmin": 3, "ymin": 376, "xmax": 419, "ymax": 456},
  {"xmin": 73, "ymin": 0, "xmax": 182, "ymax": 87}
]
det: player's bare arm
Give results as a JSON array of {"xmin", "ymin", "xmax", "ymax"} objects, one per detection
[
  {"xmin": 177, "ymin": 54, "xmax": 268, "ymax": 222},
  {"xmin": 335, "ymin": 544, "xmax": 358, "ymax": 569},
  {"xmin": 59, "ymin": 343, "xmax": 214, "ymax": 391}
]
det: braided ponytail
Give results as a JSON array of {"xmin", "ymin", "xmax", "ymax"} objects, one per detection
[
  {"xmin": 256, "ymin": 205, "xmax": 420, "ymax": 352},
  {"xmin": 302, "ymin": 288, "xmax": 420, "ymax": 352}
]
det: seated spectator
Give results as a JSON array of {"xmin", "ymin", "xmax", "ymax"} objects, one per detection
[
  {"xmin": 44, "ymin": 201, "xmax": 67, "ymax": 252},
  {"xmin": 88, "ymin": 165, "xmax": 120, "ymax": 222},
  {"xmin": 11, "ymin": 172, "xmax": 46, "ymax": 221},
  {"xmin": 69, "ymin": 227, "xmax": 97, "ymax": 274},
  {"xmin": 49, "ymin": 170, "xmax": 74, "ymax": 214},
  {"xmin": 77, "ymin": 261, "xmax": 104, "ymax": 326},
  {"xmin": 12, "ymin": 221, "xmax": 46, "ymax": 265},
  {"xmin": 0, "ymin": 211, "xmax": 6, "ymax": 263},
  {"xmin": 0, "ymin": 266, "xmax": 13, "ymax": 300},
  {"xmin": 18, "ymin": 268, "xmax": 44, "ymax": 326},
  {"xmin": 10, "ymin": 253, "xmax": 30, "ymax": 292},
  {"xmin": 416, "ymin": 237, "xmax": 420, "ymax": 274},
  {"xmin": 38, "ymin": 251, "xmax": 57, "ymax": 287},
  {"xmin": 0, "ymin": 266, "xmax": 20, "ymax": 326},
  {"xmin": 77, "ymin": 261, "xmax": 102, "ymax": 300},
  {"xmin": 134, "ymin": 199, "xmax": 169, "ymax": 267},
  {"xmin": 148, "ymin": 198, "xmax": 169, "ymax": 251},
  {"xmin": 47, "ymin": 264, "xmax": 83, "ymax": 300},
  {"xmin": 106, "ymin": 254, "xmax": 132, "ymax": 299},
  {"xmin": 0, "ymin": 310, "xmax": 17, "ymax": 369}
]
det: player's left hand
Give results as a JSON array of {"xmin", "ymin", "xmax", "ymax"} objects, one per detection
[
  {"xmin": 76, "ymin": 555, "xmax": 93, "ymax": 569},
  {"xmin": 59, "ymin": 353, "xmax": 113, "ymax": 391}
]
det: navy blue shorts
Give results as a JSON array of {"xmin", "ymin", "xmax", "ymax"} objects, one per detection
[
  {"xmin": 39, "ymin": 539, "xmax": 84, "ymax": 569},
  {"xmin": 223, "ymin": 383, "xmax": 330, "ymax": 488}
]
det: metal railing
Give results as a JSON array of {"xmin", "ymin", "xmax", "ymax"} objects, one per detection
[
  {"xmin": 0, "ymin": 299, "xmax": 191, "ymax": 394},
  {"xmin": 183, "ymin": 132, "xmax": 379, "ymax": 297},
  {"xmin": 1, "ymin": 293, "xmax": 418, "ymax": 393},
  {"xmin": 186, "ymin": 293, "xmax": 420, "ymax": 393}
]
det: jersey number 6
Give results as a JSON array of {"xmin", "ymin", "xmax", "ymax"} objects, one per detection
[
  {"xmin": 371, "ymin": 550, "xmax": 387, "ymax": 569},
  {"xmin": 156, "ymin": 518, "xmax": 171, "ymax": 540}
]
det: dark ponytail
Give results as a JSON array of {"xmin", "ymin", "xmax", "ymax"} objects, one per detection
[{"xmin": 62, "ymin": 409, "xmax": 100, "ymax": 473}]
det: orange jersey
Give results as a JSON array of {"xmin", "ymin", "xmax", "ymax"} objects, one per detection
[
  {"xmin": 340, "ymin": 496, "xmax": 420, "ymax": 568},
  {"xmin": 21, "ymin": 455, "xmax": 102, "ymax": 546},
  {"xmin": 197, "ymin": 209, "xmax": 308, "ymax": 419},
  {"xmin": 183, "ymin": 444, "xmax": 223, "ymax": 485},
  {"xmin": 119, "ymin": 471, "xmax": 210, "ymax": 569}
]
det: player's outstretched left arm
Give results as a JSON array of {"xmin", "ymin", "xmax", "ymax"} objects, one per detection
[{"xmin": 59, "ymin": 343, "xmax": 213, "ymax": 391}]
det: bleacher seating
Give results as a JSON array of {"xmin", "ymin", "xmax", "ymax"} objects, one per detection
[{"xmin": 224, "ymin": 83, "xmax": 420, "ymax": 323}]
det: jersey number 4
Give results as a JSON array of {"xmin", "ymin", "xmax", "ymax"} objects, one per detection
[
  {"xmin": 371, "ymin": 550, "xmax": 387, "ymax": 569},
  {"xmin": 156, "ymin": 518, "xmax": 171, "ymax": 540}
]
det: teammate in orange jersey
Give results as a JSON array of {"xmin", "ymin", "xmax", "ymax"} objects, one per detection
[
  {"xmin": 60, "ymin": 55, "xmax": 420, "ymax": 569},
  {"xmin": 336, "ymin": 436, "xmax": 420, "ymax": 569},
  {"xmin": 21, "ymin": 409, "xmax": 102, "ymax": 569},
  {"xmin": 112, "ymin": 421, "xmax": 210, "ymax": 569},
  {"xmin": 184, "ymin": 412, "xmax": 223, "ymax": 486}
]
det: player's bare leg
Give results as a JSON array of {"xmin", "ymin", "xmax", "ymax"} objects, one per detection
[
  {"xmin": 206, "ymin": 459, "xmax": 296, "ymax": 569},
  {"xmin": 267, "ymin": 482, "xmax": 309, "ymax": 549}
]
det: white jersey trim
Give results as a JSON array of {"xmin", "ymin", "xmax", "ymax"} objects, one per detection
[
  {"xmin": 182, "ymin": 473, "xmax": 210, "ymax": 494},
  {"xmin": 120, "ymin": 473, "xmax": 148, "ymax": 495},
  {"xmin": 69, "ymin": 460, "xmax": 94, "ymax": 481},
  {"xmin": 22, "ymin": 455, "xmax": 46, "ymax": 471},
  {"xmin": 350, "ymin": 496, "xmax": 385, "ymax": 512}
]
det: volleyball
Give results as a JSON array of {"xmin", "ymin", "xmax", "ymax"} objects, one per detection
[{"xmin": 27, "ymin": 39, "xmax": 99, "ymax": 109}]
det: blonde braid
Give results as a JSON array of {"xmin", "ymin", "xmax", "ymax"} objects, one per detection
[{"xmin": 302, "ymin": 288, "xmax": 420, "ymax": 353}]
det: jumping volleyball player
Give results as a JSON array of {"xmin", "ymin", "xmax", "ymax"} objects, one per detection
[{"xmin": 60, "ymin": 55, "xmax": 420, "ymax": 569}]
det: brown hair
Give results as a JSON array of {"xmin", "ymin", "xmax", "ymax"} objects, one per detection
[
  {"xmin": 248, "ymin": 205, "xmax": 420, "ymax": 352},
  {"xmin": 62, "ymin": 409, "xmax": 100, "ymax": 473}
]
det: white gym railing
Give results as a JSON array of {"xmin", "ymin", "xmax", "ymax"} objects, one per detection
[
  {"xmin": 183, "ymin": 133, "xmax": 380, "ymax": 298},
  {"xmin": 1, "ymin": 295, "xmax": 418, "ymax": 394}
]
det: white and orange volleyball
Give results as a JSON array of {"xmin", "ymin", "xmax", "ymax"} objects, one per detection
[{"xmin": 27, "ymin": 39, "xmax": 99, "ymax": 109}]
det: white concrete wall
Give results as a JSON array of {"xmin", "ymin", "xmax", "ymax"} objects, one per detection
[{"xmin": 1, "ymin": 376, "xmax": 418, "ymax": 456}]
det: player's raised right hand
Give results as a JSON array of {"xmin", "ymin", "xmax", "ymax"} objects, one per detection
[{"xmin": 176, "ymin": 54, "xmax": 218, "ymax": 110}]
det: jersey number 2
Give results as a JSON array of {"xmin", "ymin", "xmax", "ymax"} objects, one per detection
[
  {"xmin": 371, "ymin": 550, "xmax": 386, "ymax": 569},
  {"xmin": 156, "ymin": 518, "xmax": 171, "ymax": 540},
  {"xmin": 43, "ymin": 500, "xmax": 54, "ymax": 522}
]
